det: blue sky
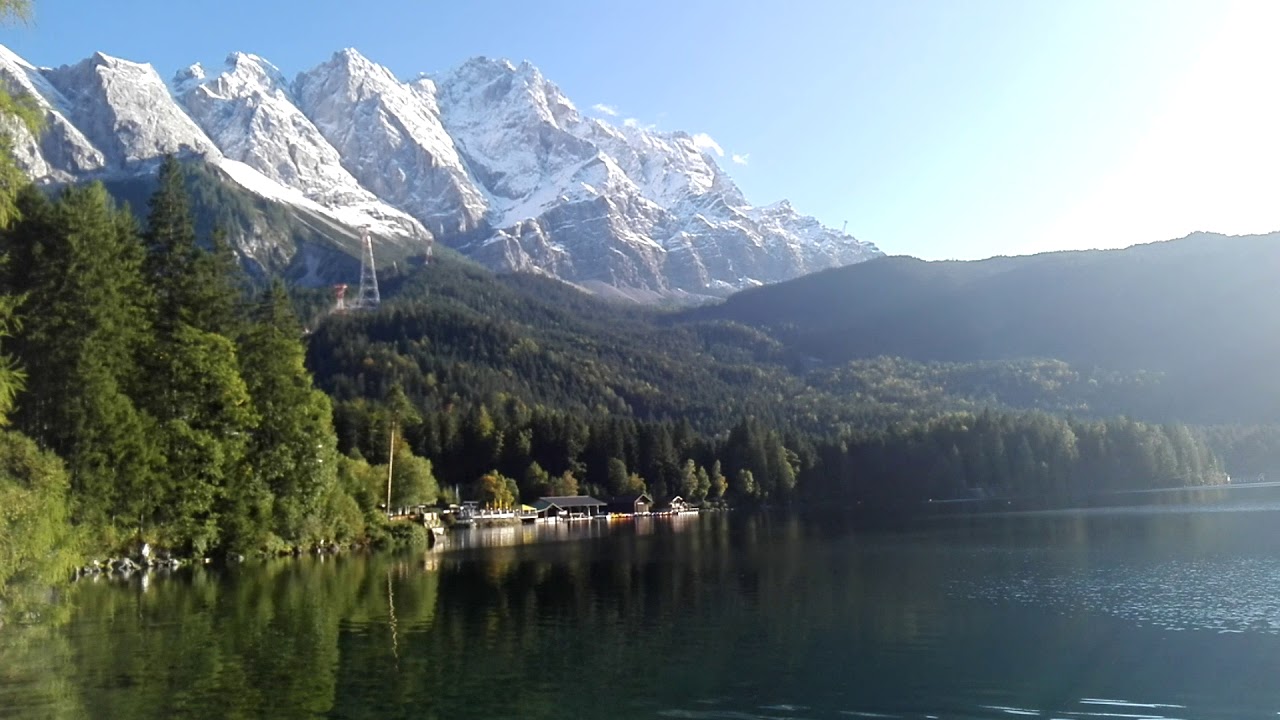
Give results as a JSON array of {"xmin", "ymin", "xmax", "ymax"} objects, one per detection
[{"xmin": 3, "ymin": 0, "xmax": 1276, "ymax": 260}]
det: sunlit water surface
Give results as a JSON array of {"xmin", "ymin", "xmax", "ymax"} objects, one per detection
[{"xmin": 4, "ymin": 502, "xmax": 1280, "ymax": 719}]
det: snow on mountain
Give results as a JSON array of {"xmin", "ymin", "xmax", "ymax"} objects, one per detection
[
  {"xmin": 435, "ymin": 58, "xmax": 607, "ymax": 223},
  {"xmin": 0, "ymin": 43, "xmax": 880, "ymax": 300},
  {"xmin": 430, "ymin": 56, "xmax": 877, "ymax": 295},
  {"xmin": 294, "ymin": 49, "xmax": 487, "ymax": 239},
  {"xmin": 0, "ymin": 44, "xmax": 104, "ymax": 180},
  {"xmin": 578, "ymin": 118, "xmax": 735, "ymax": 209},
  {"xmin": 41, "ymin": 52, "xmax": 218, "ymax": 169},
  {"xmin": 175, "ymin": 52, "xmax": 431, "ymax": 246}
]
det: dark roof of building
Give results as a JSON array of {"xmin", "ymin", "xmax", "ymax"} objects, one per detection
[
  {"xmin": 608, "ymin": 493, "xmax": 653, "ymax": 504},
  {"xmin": 536, "ymin": 495, "xmax": 606, "ymax": 509}
]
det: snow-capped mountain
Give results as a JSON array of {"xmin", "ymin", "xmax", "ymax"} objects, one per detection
[
  {"xmin": 1, "ymin": 44, "xmax": 880, "ymax": 298},
  {"xmin": 174, "ymin": 52, "xmax": 428, "ymax": 247}
]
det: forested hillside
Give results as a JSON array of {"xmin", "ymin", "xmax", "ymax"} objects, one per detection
[
  {"xmin": 689, "ymin": 235, "xmax": 1280, "ymax": 425},
  {"xmin": 304, "ymin": 237, "xmax": 1233, "ymax": 514}
]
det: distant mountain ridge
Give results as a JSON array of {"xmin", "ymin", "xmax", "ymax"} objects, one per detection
[
  {"xmin": 0, "ymin": 45, "xmax": 880, "ymax": 298},
  {"xmin": 689, "ymin": 230, "xmax": 1280, "ymax": 423}
]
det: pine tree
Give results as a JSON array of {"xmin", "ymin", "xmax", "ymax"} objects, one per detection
[
  {"xmin": 694, "ymin": 465, "xmax": 710, "ymax": 502},
  {"xmin": 678, "ymin": 458, "xmax": 698, "ymax": 499},
  {"xmin": 709, "ymin": 460, "xmax": 727, "ymax": 500},
  {"xmin": 143, "ymin": 155, "xmax": 200, "ymax": 331},
  {"xmin": 149, "ymin": 324, "xmax": 257, "ymax": 553},
  {"xmin": 142, "ymin": 158, "xmax": 246, "ymax": 332},
  {"xmin": 606, "ymin": 457, "xmax": 629, "ymax": 496},
  {"xmin": 236, "ymin": 281, "xmax": 339, "ymax": 547}
]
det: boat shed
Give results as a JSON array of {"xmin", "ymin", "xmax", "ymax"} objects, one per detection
[
  {"xmin": 607, "ymin": 493, "xmax": 653, "ymax": 515},
  {"xmin": 533, "ymin": 495, "xmax": 607, "ymax": 518}
]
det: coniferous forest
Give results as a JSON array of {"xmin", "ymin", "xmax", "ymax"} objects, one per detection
[{"xmin": 0, "ymin": 145, "xmax": 1259, "ymax": 606}]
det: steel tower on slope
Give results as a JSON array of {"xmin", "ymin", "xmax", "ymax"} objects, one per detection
[{"xmin": 356, "ymin": 228, "xmax": 380, "ymax": 310}]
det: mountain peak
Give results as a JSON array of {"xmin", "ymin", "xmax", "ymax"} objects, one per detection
[
  {"xmin": 11, "ymin": 43, "xmax": 880, "ymax": 300},
  {"xmin": 225, "ymin": 51, "xmax": 277, "ymax": 73},
  {"xmin": 83, "ymin": 50, "xmax": 149, "ymax": 71},
  {"xmin": 297, "ymin": 47, "xmax": 401, "ymax": 99},
  {"xmin": 458, "ymin": 55, "xmax": 517, "ymax": 74},
  {"xmin": 170, "ymin": 62, "xmax": 204, "ymax": 94},
  {"xmin": 328, "ymin": 47, "xmax": 379, "ymax": 73},
  {"xmin": 42, "ymin": 49, "xmax": 218, "ymax": 169},
  {"xmin": 218, "ymin": 51, "xmax": 289, "ymax": 92}
]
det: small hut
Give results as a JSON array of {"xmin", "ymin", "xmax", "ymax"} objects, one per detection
[{"xmin": 606, "ymin": 493, "xmax": 653, "ymax": 516}]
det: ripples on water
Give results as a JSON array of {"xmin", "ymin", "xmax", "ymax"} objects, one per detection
[
  {"xmin": 657, "ymin": 695, "xmax": 1199, "ymax": 720},
  {"xmin": 964, "ymin": 556, "xmax": 1280, "ymax": 634}
]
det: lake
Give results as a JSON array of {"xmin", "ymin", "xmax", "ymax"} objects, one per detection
[{"xmin": 5, "ymin": 504, "xmax": 1280, "ymax": 719}]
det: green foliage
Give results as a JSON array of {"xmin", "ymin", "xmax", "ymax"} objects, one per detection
[
  {"xmin": 0, "ymin": 430, "xmax": 77, "ymax": 600},
  {"xmin": 522, "ymin": 460, "xmax": 551, "ymax": 498},
  {"xmin": 390, "ymin": 447, "xmax": 438, "ymax": 508},
  {"xmin": 380, "ymin": 522, "xmax": 429, "ymax": 548},
  {"xmin": 709, "ymin": 461, "xmax": 726, "ymax": 500},
  {"xmin": 0, "ymin": 78, "xmax": 40, "ymax": 231},
  {"xmin": 606, "ymin": 457, "xmax": 629, "ymax": 496},
  {"xmin": 3, "ymin": 184, "xmax": 158, "ymax": 529},
  {"xmin": 0, "ymin": 293, "xmax": 24, "ymax": 423},
  {"xmin": 321, "ymin": 483, "xmax": 365, "ymax": 543},
  {"xmin": 0, "ymin": 155, "xmax": 394, "ymax": 563},
  {"xmin": 474, "ymin": 470, "xmax": 516, "ymax": 509},
  {"xmin": 549, "ymin": 470, "xmax": 578, "ymax": 497},
  {"xmin": 796, "ymin": 411, "xmax": 1226, "ymax": 509},
  {"xmin": 336, "ymin": 454, "xmax": 384, "ymax": 525},
  {"xmin": 238, "ymin": 281, "xmax": 340, "ymax": 545}
]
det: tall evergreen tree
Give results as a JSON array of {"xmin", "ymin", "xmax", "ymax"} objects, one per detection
[
  {"xmin": 236, "ymin": 281, "xmax": 340, "ymax": 547},
  {"xmin": 143, "ymin": 157, "xmax": 245, "ymax": 334},
  {"xmin": 143, "ymin": 155, "xmax": 200, "ymax": 331},
  {"xmin": 149, "ymin": 324, "xmax": 257, "ymax": 553}
]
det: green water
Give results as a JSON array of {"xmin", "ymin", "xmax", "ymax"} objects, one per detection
[{"xmin": 5, "ymin": 508, "xmax": 1280, "ymax": 719}]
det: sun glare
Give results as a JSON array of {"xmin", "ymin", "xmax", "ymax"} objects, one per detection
[{"xmin": 1036, "ymin": 1, "xmax": 1280, "ymax": 253}]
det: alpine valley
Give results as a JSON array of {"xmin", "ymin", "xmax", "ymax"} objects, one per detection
[{"xmin": 0, "ymin": 45, "xmax": 879, "ymax": 300}]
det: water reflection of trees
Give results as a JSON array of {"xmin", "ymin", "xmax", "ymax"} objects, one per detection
[
  {"xmin": 43, "ymin": 554, "xmax": 435, "ymax": 719},
  {"xmin": 0, "ymin": 512, "xmax": 1065, "ymax": 718}
]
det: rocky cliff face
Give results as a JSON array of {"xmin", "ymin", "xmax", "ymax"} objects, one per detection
[{"xmin": 2, "ymin": 44, "xmax": 879, "ymax": 298}]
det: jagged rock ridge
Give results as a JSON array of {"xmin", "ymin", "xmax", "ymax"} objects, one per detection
[{"xmin": 1, "ymin": 44, "xmax": 880, "ymax": 297}]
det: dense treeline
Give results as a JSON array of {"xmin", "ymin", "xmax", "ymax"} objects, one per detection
[
  {"xmin": 0, "ymin": 158, "xmax": 432, "ymax": 577},
  {"xmin": 801, "ymin": 411, "xmax": 1224, "ymax": 508},
  {"xmin": 327, "ymin": 383, "xmax": 1224, "ymax": 513}
]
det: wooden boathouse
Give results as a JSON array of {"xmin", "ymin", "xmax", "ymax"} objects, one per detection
[
  {"xmin": 533, "ymin": 495, "xmax": 607, "ymax": 519},
  {"xmin": 606, "ymin": 493, "xmax": 653, "ymax": 515}
]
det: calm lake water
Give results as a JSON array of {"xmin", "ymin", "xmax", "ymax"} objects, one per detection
[{"xmin": 5, "ymin": 503, "xmax": 1280, "ymax": 719}]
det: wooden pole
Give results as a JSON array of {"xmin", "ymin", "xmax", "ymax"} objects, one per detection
[{"xmin": 386, "ymin": 426, "xmax": 395, "ymax": 518}]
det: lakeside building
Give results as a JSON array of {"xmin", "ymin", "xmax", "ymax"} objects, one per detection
[
  {"xmin": 533, "ymin": 496, "xmax": 608, "ymax": 519},
  {"xmin": 606, "ymin": 493, "xmax": 653, "ymax": 516}
]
